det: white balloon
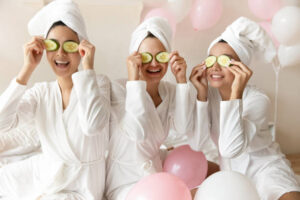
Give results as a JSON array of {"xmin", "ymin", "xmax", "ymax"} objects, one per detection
[
  {"xmin": 272, "ymin": 6, "xmax": 300, "ymax": 45},
  {"xmin": 278, "ymin": 44, "xmax": 300, "ymax": 68},
  {"xmin": 194, "ymin": 171, "xmax": 260, "ymax": 200},
  {"xmin": 165, "ymin": 0, "xmax": 193, "ymax": 22}
]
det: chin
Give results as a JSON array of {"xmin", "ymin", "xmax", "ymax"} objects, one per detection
[{"xmin": 208, "ymin": 81, "xmax": 224, "ymax": 89}]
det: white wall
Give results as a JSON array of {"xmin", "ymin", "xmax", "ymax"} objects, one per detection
[{"xmin": 0, "ymin": 0, "xmax": 299, "ymax": 154}]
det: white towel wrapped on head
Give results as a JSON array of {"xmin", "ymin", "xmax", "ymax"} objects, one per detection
[
  {"xmin": 129, "ymin": 17, "xmax": 173, "ymax": 54},
  {"xmin": 208, "ymin": 17, "xmax": 277, "ymax": 66},
  {"xmin": 28, "ymin": 0, "xmax": 88, "ymax": 41}
]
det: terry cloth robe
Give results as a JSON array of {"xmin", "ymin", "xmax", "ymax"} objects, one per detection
[
  {"xmin": 0, "ymin": 70, "xmax": 110, "ymax": 200},
  {"xmin": 105, "ymin": 79, "xmax": 196, "ymax": 200},
  {"xmin": 189, "ymin": 85, "xmax": 300, "ymax": 200}
]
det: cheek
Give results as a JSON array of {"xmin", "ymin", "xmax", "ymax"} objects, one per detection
[
  {"xmin": 70, "ymin": 54, "xmax": 81, "ymax": 66},
  {"xmin": 46, "ymin": 52, "xmax": 55, "ymax": 65},
  {"xmin": 224, "ymin": 69, "xmax": 235, "ymax": 82},
  {"xmin": 161, "ymin": 63, "xmax": 168, "ymax": 72}
]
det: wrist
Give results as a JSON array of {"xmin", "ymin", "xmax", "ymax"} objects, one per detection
[
  {"xmin": 17, "ymin": 65, "xmax": 34, "ymax": 85},
  {"xmin": 176, "ymin": 76, "xmax": 187, "ymax": 84},
  {"xmin": 197, "ymin": 92, "xmax": 207, "ymax": 102},
  {"xmin": 230, "ymin": 90, "xmax": 243, "ymax": 100}
]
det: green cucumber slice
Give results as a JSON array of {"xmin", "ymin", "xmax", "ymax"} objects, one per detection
[
  {"xmin": 156, "ymin": 52, "xmax": 169, "ymax": 63},
  {"xmin": 217, "ymin": 55, "xmax": 231, "ymax": 67},
  {"xmin": 205, "ymin": 56, "xmax": 217, "ymax": 68},
  {"xmin": 63, "ymin": 41, "xmax": 79, "ymax": 53},
  {"xmin": 141, "ymin": 52, "xmax": 153, "ymax": 64},
  {"xmin": 44, "ymin": 39, "xmax": 59, "ymax": 51}
]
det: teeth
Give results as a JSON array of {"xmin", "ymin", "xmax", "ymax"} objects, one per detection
[
  {"xmin": 148, "ymin": 69, "xmax": 160, "ymax": 72},
  {"xmin": 56, "ymin": 60, "xmax": 68, "ymax": 64},
  {"xmin": 212, "ymin": 75, "xmax": 222, "ymax": 78}
]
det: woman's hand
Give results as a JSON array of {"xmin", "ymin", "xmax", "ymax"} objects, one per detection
[
  {"xmin": 127, "ymin": 51, "xmax": 142, "ymax": 81},
  {"xmin": 78, "ymin": 40, "xmax": 95, "ymax": 70},
  {"xmin": 169, "ymin": 51, "xmax": 187, "ymax": 83},
  {"xmin": 17, "ymin": 36, "xmax": 45, "ymax": 85},
  {"xmin": 227, "ymin": 60, "xmax": 253, "ymax": 100},
  {"xmin": 189, "ymin": 62, "xmax": 208, "ymax": 101}
]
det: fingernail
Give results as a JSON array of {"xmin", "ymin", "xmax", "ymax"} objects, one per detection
[{"xmin": 202, "ymin": 65, "xmax": 207, "ymax": 70}]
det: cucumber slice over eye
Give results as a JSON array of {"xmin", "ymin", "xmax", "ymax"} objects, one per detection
[
  {"xmin": 217, "ymin": 55, "xmax": 231, "ymax": 67},
  {"xmin": 44, "ymin": 39, "xmax": 59, "ymax": 51},
  {"xmin": 205, "ymin": 56, "xmax": 217, "ymax": 68},
  {"xmin": 156, "ymin": 52, "xmax": 170, "ymax": 63},
  {"xmin": 63, "ymin": 41, "xmax": 79, "ymax": 53},
  {"xmin": 141, "ymin": 52, "xmax": 153, "ymax": 64}
]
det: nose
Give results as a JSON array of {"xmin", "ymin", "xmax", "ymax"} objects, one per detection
[
  {"xmin": 57, "ymin": 44, "xmax": 67, "ymax": 56},
  {"xmin": 150, "ymin": 55, "xmax": 158, "ymax": 67},
  {"xmin": 211, "ymin": 61, "xmax": 221, "ymax": 71}
]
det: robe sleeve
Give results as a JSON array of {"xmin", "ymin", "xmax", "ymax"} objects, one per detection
[
  {"xmin": 72, "ymin": 70, "xmax": 110, "ymax": 136},
  {"xmin": 120, "ymin": 80, "xmax": 150, "ymax": 141},
  {"xmin": 188, "ymin": 100, "xmax": 211, "ymax": 151},
  {"xmin": 219, "ymin": 91, "xmax": 271, "ymax": 158},
  {"xmin": 170, "ymin": 82, "xmax": 197, "ymax": 135},
  {"xmin": 0, "ymin": 78, "xmax": 37, "ymax": 133}
]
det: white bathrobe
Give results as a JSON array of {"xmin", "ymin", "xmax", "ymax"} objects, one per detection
[
  {"xmin": 189, "ymin": 85, "xmax": 300, "ymax": 200},
  {"xmin": 0, "ymin": 123, "xmax": 41, "ymax": 167},
  {"xmin": 0, "ymin": 70, "xmax": 110, "ymax": 200},
  {"xmin": 105, "ymin": 79, "xmax": 195, "ymax": 200}
]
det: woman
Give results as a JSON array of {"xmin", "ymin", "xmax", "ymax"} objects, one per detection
[
  {"xmin": 189, "ymin": 17, "xmax": 300, "ymax": 200},
  {"xmin": 0, "ymin": 0, "xmax": 109, "ymax": 199},
  {"xmin": 105, "ymin": 17, "xmax": 196, "ymax": 200}
]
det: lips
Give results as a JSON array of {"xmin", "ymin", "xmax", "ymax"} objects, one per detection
[
  {"xmin": 55, "ymin": 60, "xmax": 70, "ymax": 69},
  {"xmin": 146, "ymin": 68, "xmax": 161, "ymax": 74},
  {"xmin": 210, "ymin": 74, "xmax": 224, "ymax": 80}
]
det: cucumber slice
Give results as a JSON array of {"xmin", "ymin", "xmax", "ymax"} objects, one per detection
[
  {"xmin": 44, "ymin": 39, "xmax": 59, "ymax": 51},
  {"xmin": 141, "ymin": 52, "xmax": 153, "ymax": 64},
  {"xmin": 63, "ymin": 41, "xmax": 79, "ymax": 53},
  {"xmin": 156, "ymin": 52, "xmax": 170, "ymax": 63},
  {"xmin": 217, "ymin": 55, "xmax": 231, "ymax": 67},
  {"xmin": 205, "ymin": 56, "xmax": 217, "ymax": 68}
]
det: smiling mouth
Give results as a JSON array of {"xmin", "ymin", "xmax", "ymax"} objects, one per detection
[
  {"xmin": 146, "ymin": 69, "xmax": 162, "ymax": 74},
  {"xmin": 210, "ymin": 74, "xmax": 224, "ymax": 80},
  {"xmin": 55, "ymin": 60, "xmax": 70, "ymax": 68}
]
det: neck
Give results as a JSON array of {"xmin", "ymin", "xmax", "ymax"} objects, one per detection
[
  {"xmin": 218, "ymin": 85, "xmax": 231, "ymax": 101},
  {"xmin": 57, "ymin": 76, "xmax": 73, "ymax": 92},
  {"xmin": 146, "ymin": 81, "xmax": 160, "ymax": 98},
  {"xmin": 146, "ymin": 81, "xmax": 162, "ymax": 107}
]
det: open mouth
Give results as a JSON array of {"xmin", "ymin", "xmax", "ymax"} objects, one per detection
[
  {"xmin": 210, "ymin": 74, "xmax": 224, "ymax": 80},
  {"xmin": 55, "ymin": 60, "xmax": 70, "ymax": 69},
  {"xmin": 146, "ymin": 69, "xmax": 162, "ymax": 74}
]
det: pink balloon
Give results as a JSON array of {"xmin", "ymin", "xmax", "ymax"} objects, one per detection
[
  {"xmin": 248, "ymin": 0, "xmax": 282, "ymax": 20},
  {"xmin": 163, "ymin": 145, "xmax": 208, "ymax": 189},
  {"xmin": 145, "ymin": 8, "xmax": 177, "ymax": 35},
  {"xmin": 259, "ymin": 21, "xmax": 280, "ymax": 48},
  {"xmin": 190, "ymin": 0, "xmax": 223, "ymax": 31},
  {"xmin": 126, "ymin": 172, "xmax": 192, "ymax": 200}
]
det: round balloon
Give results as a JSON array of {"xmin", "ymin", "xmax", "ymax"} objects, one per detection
[
  {"xmin": 126, "ymin": 172, "xmax": 192, "ymax": 200},
  {"xmin": 190, "ymin": 0, "xmax": 223, "ymax": 31},
  {"xmin": 248, "ymin": 0, "xmax": 282, "ymax": 20},
  {"xmin": 272, "ymin": 6, "xmax": 300, "ymax": 45},
  {"xmin": 259, "ymin": 21, "xmax": 279, "ymax": 47},
  {"xmin": 278, "ymin": 44, "xmax": 300, "ymax": 68},
  {"xmin": 163, "ymin": 145, "xmax": 208, "ymax": 189},
  {"xmin": 145, "ymin": 7, "xmax": 177, "ymax": 34},
  {"xmin": 165, "ymin": 0, "xmax": 193, "ymax": 22},
  {"xmin": 194, "ymin": 171, "xmax": 260, "ymax": 200}
]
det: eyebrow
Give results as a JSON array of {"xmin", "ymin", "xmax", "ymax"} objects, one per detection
[
  {"xmin": 207, "ymin": 54, "xmax": 233, "ymax": 57},
  {"xmin": 47, "ymin": 39, "xmax": 79, "ymax": 43}
]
